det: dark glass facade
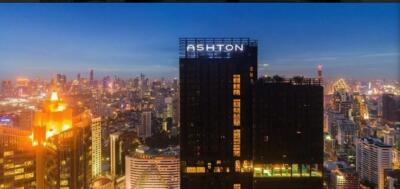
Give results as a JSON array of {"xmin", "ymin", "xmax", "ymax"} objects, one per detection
[
  {"xmin": 180, "ymin": 38, "xmax": 257, "ymax": 189},
  {"xmin": 252, "ymin": 78, "xmax": 323, "ymax": 189}
]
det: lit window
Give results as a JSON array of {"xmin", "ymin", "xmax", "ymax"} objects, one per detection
[
  {"xmin": 233, "ymin": 75, "xmax": 241, "ymax": 96},
  {"xmin": 233, "ymin": 99, "xmax": 241, "ymax": 126},
  {"xmin": 196, "ymin": 167, "xmax": 205, "ymax": 173},
  {"xmin": 292, "ymin": 164, "xmax": 300, "ymax": 177},
  {"xmin": 301, "ymin": 164, "xmax": 310, "ymax": 177},
  {"xmin": 186, "ymin": 167, "xmax": 196, "ymax": 173},
  {"xmin": 311, "ymin": 164, "xmax": 322, "ymax": 177},
  {"xmin": 233, "ymin": 99, "xmax": 241, "ymax": 107},
  {"xmin": 4, "ymin": 151, "xmax": 14, "ymax": 157},
  {"xmin": 235, "ymin": 160, "xmax": 241, "ymax": 172},
  {"xmin": 233, "ymin": 113, "xmax": 240, "ymax": 126},
  {"xmin": 233, "ymin": 184, "xmax": 241, "ymax": 189},
  {"xmin": 233, "ymin": 129, "xmax": 241, "ymax": 157},
  {"xmin": 233, "ymin": 74, "xmax": 241, "ymax": 83}
]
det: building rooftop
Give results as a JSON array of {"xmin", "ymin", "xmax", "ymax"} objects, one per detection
[
  {"xmin": 258, "ymin": 76, "xmax": 322, "ymax": 86},
  {"xmin": 361, "ymin": 137, "xmax": 392, "ymax": 148},
  {"xmin": 132, "ymin": 145, "xmax": 179, "ymax": 158}
]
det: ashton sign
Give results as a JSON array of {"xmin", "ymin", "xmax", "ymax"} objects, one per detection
[{"xmin": 186, "ymin": 44, "xmax": 244, "ymax": 52}]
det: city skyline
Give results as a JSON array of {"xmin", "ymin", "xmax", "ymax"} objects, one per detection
[{"xmin": 0, "ymin": 3, "xmax": 399, "ymax": 80}]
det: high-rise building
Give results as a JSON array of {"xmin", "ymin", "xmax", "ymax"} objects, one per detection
[
  {"xmin": 17, "ymin": 109, "xmax": 34, "ymax": 130},
  {"xmin": 1, "ymin": 80, "xmax": 13, "ymax": 97},
  {"xmin": 125, "ymin": 146, "xmax": 180, "ymax": 189},
  {"xmin": 180, "ymin": 38, "xmax": 257, "ymax": 189},
  {"xmin": 252, "ymin": 77, "xmax": 323, "ymax": 189},
  {"xmin": 92, "ymin": 117, "xmax": 102, "ymax": 178},
  {"xmin": 0, "ymin": 126, "xmax": 36, "ymax": 189},
  {"xmin": 356, "ymin": 137, "xmax": 392, "ymax": 189},
  {"xmin": 110, "ymin": 130, "xmax": 137, "ymax": 179},
  {"xmin": 381, "ymin": 94, "xmax": 400, "ymax": 122},
  {"xmin": 330, "ymin": 167, "xmax": 358, "ymax": 189},
  {"xmin": 90, "ymin": 69, "xmax": 94, "ymax": 85},
  {"xmin": 138, "ymin": 111, "xmax": 152, "ymax": 139},
  {"xmin": 16, "ymin": 77, "xmax": 29, "ymax": 97},
  {"xmin": 32, "ymin": 91, "xmax": 92, "ymax": 189}
]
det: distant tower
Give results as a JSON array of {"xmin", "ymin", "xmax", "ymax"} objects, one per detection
[
  {"xmin": 138, "ymin": 111, "xmax": 152, "ymax": 139},
  {"xmin": 263, "ymin": 63, "xmax": 269, "ymax": 78},
  {"xmin": 90, "ymin": 69, "xmax": 94, "ymax": 85},
  {"xmin": 317, "ymin": 65, "xmax": 323, "ymax": 80},
  {"xmin": 77, "ymin": 73, "xmax": 81, "ymax": 81}
]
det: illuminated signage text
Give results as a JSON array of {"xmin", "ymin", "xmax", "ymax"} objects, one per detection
[{"xmin": 186, "ymin": 44, "xmax": 244, "ymax": 52}]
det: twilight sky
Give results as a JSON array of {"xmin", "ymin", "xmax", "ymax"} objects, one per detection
[{"xmin": 0, "ymin": 3, "xmax": 399, "ymax": 80}]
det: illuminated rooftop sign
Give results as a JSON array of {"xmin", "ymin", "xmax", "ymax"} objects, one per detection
[
  {"xmin": 186, "ymin": 44, "xmax": 244, "ymax": 52},
  {"xmin": 180, "ymin": 38, "xmax": 257, "ymax": 59}
]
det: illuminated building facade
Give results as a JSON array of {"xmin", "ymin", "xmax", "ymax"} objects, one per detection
[
  {"xmin": 330, "ymin": 167, "xmax": 358, "ymax": 189},
  {"xmin": 356, "ymin": 137, "xmax": 392, "ymax": 189},
  {"xmin": 33, "ymin": 91, "xmax": 92, "ymax": 189},
  {"xmin": 125, "ymin": 147, "xmax": 179, "ymax": 189},
  {"xmin": 253, "ymin": 78, "xmax": 323, "ymax": 189},
  {"xmin": 0, "ymin": 126, "xmax": 36, "ymax": 189},
  {"xmin": 180, "ymin": 38, "xmax": 257, "ymax": 189},
  {"xmin": 92, "ymin": 117, "xmax": 102, "ymax": 178}
]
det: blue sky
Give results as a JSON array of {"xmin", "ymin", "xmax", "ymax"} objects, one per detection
[{"xmin": 0, "ymin": 3, "xmax": 399, "ymax": 80}]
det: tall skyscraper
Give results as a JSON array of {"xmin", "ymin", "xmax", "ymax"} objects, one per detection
[
  {"xmin": 0, "ymin": 126, "xmax": 36, "ymax": 189},
  {"xmin": 110, "ymin": 130, "xmax": 137, "ymax": 179},
  {"xmin": 381, "ymin": 94, "xmax": 400, "ymax": 122},
  {"xmin": 92, "ymin": 117, "xmax": 102, "ymax": 178},
  {"xmin": 180, "ymin": 38, "xmax": 257, "ymax": 189},
  {"xmin": 125, "ymin": 146, "xmax": 180, "ymax": 189},
  {"xmin": 252, "ymin": 77, "xmax": 323, "ymax": 189},
  {"xmin": 138, "ymin": 111, "xmax": 152, "ymax": 139},
  {"xmin": 32, "ymin": 91, "xmax": 92, "ymax": 189},
  {"xmin": 356, "ymin": 137, "xmax": 392, "ymax": 189},
  {"xmin": 90, "ymin": 69, "xmax": 94, "ymax": 86}
]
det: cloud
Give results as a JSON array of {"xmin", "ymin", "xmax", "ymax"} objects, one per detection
[{"xmin": 359, "ymin": 52, "xmax": 400, "ymax": 57}]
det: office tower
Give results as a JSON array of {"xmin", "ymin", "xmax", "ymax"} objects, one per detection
[
  {"xmin": 173, "ymin": 94, "xmax": 180, "ymax": 127},
  {"xmin": 1, "ymin": 80, "xmax": 13, "ymax": 97},
  {"xmin": 17, "ymin": 109, "xmax": 34, "ymax": 130},
  {"xmin": 0, "ymin": 126, "xmax": 36, "ymax": 188},
  {"xmin": 180, "ymin": 38, "xmax": 257, "ymax": 189},
  {"xmin": 330, "ymin": 166, "xmax": 358, "ymax": 189},
  {"xmin": 356, "ymin": 137, "xmax": 392, "ymax": 189},
  {"xmin": 16, "ymin": 77, "xmax": 29, "ymax": 97},
  {"xmin": 110, "ymin": 130, "xmax": 137, "ymax": 179},
  {"xmin": 164, "ymin": 97, "xmax": 173, "ymax": 119},
  {"xmin": 317, "ymin": 64, "xmax": 323, "ymax": 82},
  {"xmin": 92, "ymin": 117, "xmax": 102, "ymax": 178},
  {"xmin": 253, "ymin": 77, "xmax": 323, "ymax": 189},
  {"xmin": 336, "ymin": 119, "xmax": 357, "ymax": 157},
  {"xmin": 56, "ymin": 74, "xmax": 67, "ymax": 90},
  {"xmin": 32, "ymin": 91, "xmax": 92, "ymax": 189},
  {"xmin": 90, "ymin": 69, "xmax": 94, "ymax": 85},
  {"xmin": 138, "ymin": 111, "xmax": 152, "ymax": 139},
  {"xmin": 382, "ymin": 94, "xmax": 400, "ymax": 122},
  {"xmin": 125, "ymin": 147, "xmax": 180, "ymax": 189}
]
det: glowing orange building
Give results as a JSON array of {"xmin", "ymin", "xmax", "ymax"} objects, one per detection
[
  {"xmin": 0, "ymin": 126, "xmax": 36, "ymax": 188},
  {"xmin": 33, "ymin": 91, "xmax": 92, "ymax": 189}
]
